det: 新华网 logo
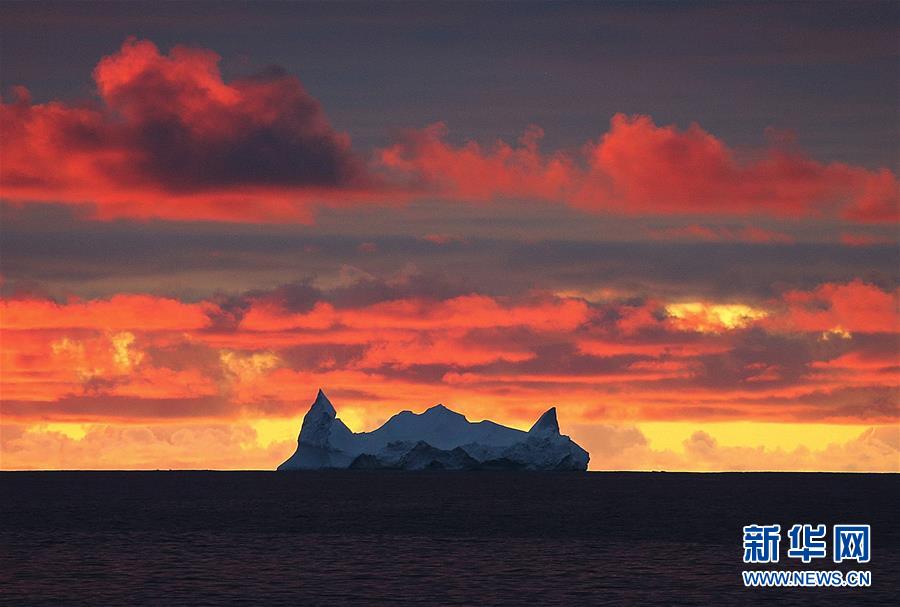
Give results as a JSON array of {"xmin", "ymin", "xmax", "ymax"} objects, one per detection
[
  {"xmin": 743, "ymin": 523, "xmax": 870, "ymax": 564},
  {"xmin": 741, "ymin": 523, "xmax": 872, "ymax": 589}
]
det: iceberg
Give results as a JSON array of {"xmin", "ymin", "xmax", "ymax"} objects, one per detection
[{"xmin": 277, "ymin": 390, "xmax": 589, "ymax": 471}]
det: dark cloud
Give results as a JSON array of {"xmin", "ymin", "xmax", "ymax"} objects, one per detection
[
  {"xmin": 278, "ymin": 343, "xmax": 367, "ymax": 372},
  {"xmin": 735, "ymin": 386, "xmax": 899, "ymax": 423},
  {"xmin": 248, "ymin": 280, "xmax": 322, "ymax": 313},
  {"xmin": 688, "ymin": 329, "xmax": 822, "ymax": 389},
  {"xmin": 2, "ymin": 202, "xmax": 896, "ymax": 304}
]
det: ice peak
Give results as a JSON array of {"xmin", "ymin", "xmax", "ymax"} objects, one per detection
[
  {"xmin": 311, "ymin": 388, "xmax": 336, "ymax": 417},
  {"xmin": 297, "ymin": 389, "xmax": 340, "ymax": 447},
  {"xmin": 528, "ymin": 407, "xmax": 559, "ymax": 435},
  {"xmin": 423, "ymin": 403, "xmax": 464, "ymax": 419}
]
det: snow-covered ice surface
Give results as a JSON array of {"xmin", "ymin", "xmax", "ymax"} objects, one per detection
[{"xmin": 277, "ymin": 390, "xmax": 590, "ymax": 471}]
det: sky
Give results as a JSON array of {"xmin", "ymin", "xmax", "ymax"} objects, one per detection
[{"xmin": 0, "ymin": 1, "xmax": 897, "ymax": 471}]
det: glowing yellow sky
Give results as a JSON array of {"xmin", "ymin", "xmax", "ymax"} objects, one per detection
[{"xmin": 638, "ymin": 421, "xmax": 873, "ymax": 452}]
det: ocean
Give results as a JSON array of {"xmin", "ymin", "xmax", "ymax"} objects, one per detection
[{"xmin": 1, "ymin": 471, "xmax": 896, "ymax": 605}]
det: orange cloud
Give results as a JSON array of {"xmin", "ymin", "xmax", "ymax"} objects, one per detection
[
  {"xmin": 1, "ymin": 325, "xmax": 220, "ymax": 407},
  {"xmin": 773, "ymin": 280, "xmax": 898, "ymax": 334},
  {"xmin": 808, "ymin": 351, "xmax": 899, "ymax": 387},
  {"xmin": 241, "ymin": 294, "xmax": 593, "ymax": 332},
  {"xmin": 0, "ymin": 294, "xmax": 212, "ymax": 330},
  {"xmin": 2, "ymin": 281, "xmax": 897, "ymax": 464}
]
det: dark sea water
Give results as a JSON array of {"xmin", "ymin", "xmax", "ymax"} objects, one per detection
[{"xmin": 1, "ymin": 471, "xmax": 896, "ymax": 606}]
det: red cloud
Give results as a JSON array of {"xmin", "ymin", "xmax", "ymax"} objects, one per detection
[
  {"xmin": 2, "ymin": 40, "xmax": 895, "ymax": 224},
  {"xmin": 380, "ymin": 114, "xmax": 897, "ymax": 222},
  {"xmin": 0, "ymin": 39, "xmax": 373, "ymax": 222},
  {"xmin": 379, "ymin": 124, "xmax": 579, "ymax": 202}
]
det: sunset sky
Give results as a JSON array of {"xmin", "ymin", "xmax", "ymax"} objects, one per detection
[{"xmin": 1, "ymin": 1, "xmax": 897, "ymax": 471}]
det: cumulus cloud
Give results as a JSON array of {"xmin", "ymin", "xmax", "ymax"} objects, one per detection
[{"xmin": 0, "ymin": 39, "xmax": 372, "ymax": 222}]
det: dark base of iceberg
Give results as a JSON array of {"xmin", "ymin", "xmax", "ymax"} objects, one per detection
[
  {"xmin": 278, "ymin": 390, "xmax": 589, "ymax": 471},
  {"xmin": 344, "ymin": 444, "xmax": 586, "ymax": 471}
]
